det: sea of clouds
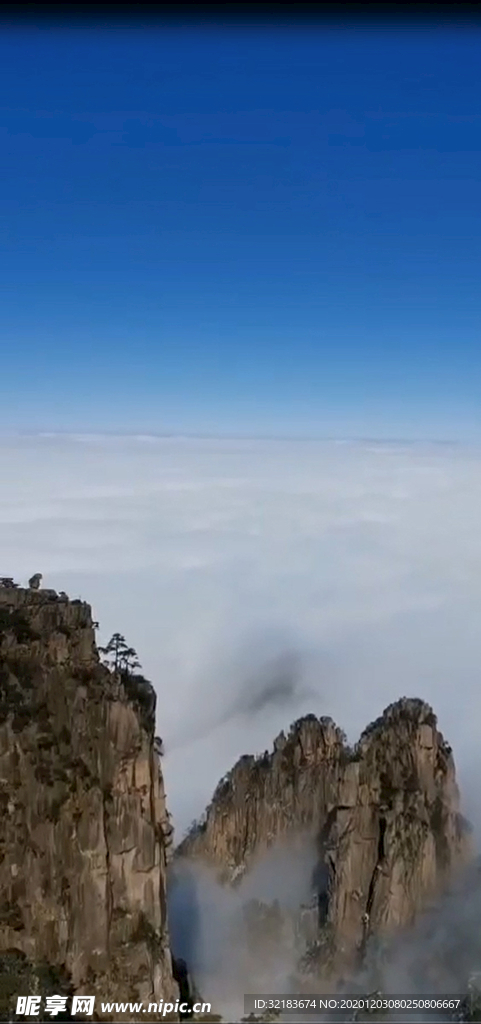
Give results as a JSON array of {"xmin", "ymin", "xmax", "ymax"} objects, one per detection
[{"xmin": 1, "ymin": 433, "xmax": 481, "ymax": 841}]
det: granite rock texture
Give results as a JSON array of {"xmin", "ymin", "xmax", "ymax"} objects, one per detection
[
  {"xmin": 178, "ymin": 698, "xmax": 473, "ymax": 980},
  {"xmin": 0, "ymin": 587, "xmax": 178, "ymax": 1020}
]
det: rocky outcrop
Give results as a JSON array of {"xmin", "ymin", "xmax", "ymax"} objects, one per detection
[
  {"xmin": 177, "ymin": 698, "xmax": 473, "ymax": 981},
  {"xmin": 0, "ymin": 584, "xmax": 474, "ymax": 1014},
  {"xmin": 0, "ymin": 588, "xmax": 178, "ymax": 1019}
]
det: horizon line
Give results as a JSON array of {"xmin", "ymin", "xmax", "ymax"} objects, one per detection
[{"xmin": 0, "ymin": 429, "xmax": 466, "ymax": 446}]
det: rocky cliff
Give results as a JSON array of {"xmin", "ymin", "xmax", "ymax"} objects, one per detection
[
  {"xmin": 0, "ymin": 585, "xmax": 475, "ymax": 1018},
  {"xmin": 0, "ymin": 587, "xmax": 178, "ymax": 1019},
  {"xmin": 177, "ymin": 698, "xmax": 473, "ymax": 983}
]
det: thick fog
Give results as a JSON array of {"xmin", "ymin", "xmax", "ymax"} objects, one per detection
[
  {"xmin": 3, "ymin": 433, "xmax": 481, "ymax": 1017},
  {"xmin": 169, "ymin": 840, "xmax": 319, "ymax": 1017},
  {"xmin": 1, "ymin": 433, "xmax": 480, "ymax": 839}
]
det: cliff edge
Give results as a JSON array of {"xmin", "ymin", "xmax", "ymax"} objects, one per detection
[
  {"xmin": 0, "ymin": 587, "xmax": 178, "ymax": 1018},
  {"xmin": 178, "ymin": 698, "xmax": 473, "ymax": 981}
]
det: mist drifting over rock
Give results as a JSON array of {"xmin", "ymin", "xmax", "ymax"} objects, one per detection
[{"xmin": 2, "ymin": 436, "xmax": 481, "ymax": 1020}]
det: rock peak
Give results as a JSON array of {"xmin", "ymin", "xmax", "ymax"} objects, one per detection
[
  {"xmin": 177, "ymin": 697, "xmax": 473, "ymax": 982},
  {"xmin": 359, "ymin": 695, "xmax": 438, "ymax": 741}
]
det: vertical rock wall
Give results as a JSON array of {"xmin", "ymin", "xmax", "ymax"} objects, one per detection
[
  {"xmin": 0, "ymin": 588, "xmax": 178, "ymax": 1018},
  {"xmin": 178, "ymin": 699, "xmax": 473, "ymax": 980}
]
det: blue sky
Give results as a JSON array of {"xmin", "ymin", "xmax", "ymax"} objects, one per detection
[{"xmin": 1, "ymin": 20, "xmax": 481, "ymax": 439}]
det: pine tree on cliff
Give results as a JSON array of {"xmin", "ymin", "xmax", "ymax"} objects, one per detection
[
  {"xmin": 119, "ymin": 645, "xmax": 141, "ymax": 674},
  {"xmin": 99, "ymin": 633, "xmax": 141, "ymax": 677}
]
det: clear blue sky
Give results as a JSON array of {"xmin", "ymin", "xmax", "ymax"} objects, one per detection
[{"xmin": 1, "ymin": 19, "xmax": 481, "ymax": 439}]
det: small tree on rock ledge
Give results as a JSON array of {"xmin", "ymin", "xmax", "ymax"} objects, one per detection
[{"xmin": 99, "ymin": 632, "xmax": 141, "ymax": 677}]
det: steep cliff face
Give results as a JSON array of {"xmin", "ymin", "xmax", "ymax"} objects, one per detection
[
  {"xmin": 177, "ymin": 698, "xmax": 473, "ymax": 981},
  {"xmin": 0, "ymin": 587, "xmax": 178, "ymax": 1018},
  {"xmin": 177, "ymin": 713, "xmax": 347, "ymax": 876}
]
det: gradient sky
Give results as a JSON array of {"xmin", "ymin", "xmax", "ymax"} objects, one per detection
[{"xmin": 1, "ymin": 18, "xmax": 481, "ymax": 439}]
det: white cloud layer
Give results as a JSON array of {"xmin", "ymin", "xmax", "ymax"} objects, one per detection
[{"xmin": 1, "ymin": 434, "xmax": 481, "ymax": 839}]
